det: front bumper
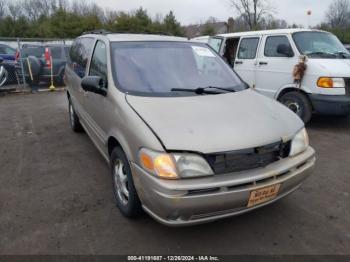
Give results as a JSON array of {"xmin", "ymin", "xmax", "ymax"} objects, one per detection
[
  {"xmin": 131, "ymin": 147, "xmax": 316, "ymax": 226},
  {"xmin": 309, "ymin": 94, "xmax": 350, "ymax": 115}
]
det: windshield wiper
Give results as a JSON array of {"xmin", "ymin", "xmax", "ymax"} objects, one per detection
[
  {"xmin": 306, "ymin": 51, "xmax": 336, "ymax": 58},
  {"xmin": 333, "ymin": 51, "xmax": 350, "ymax": 58},
  {"xmin": 171, "ymin": 86, "xmax": 236, "ymax": 95}
]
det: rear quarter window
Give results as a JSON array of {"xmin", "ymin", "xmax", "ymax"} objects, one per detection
[{"xmin": 69, "ymin": 38, "xmax": 95, "ymax": 78}]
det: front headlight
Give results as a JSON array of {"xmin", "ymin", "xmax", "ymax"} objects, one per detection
[
  {"xmin": 317, "ymin": 77, "xmax": 345, "ymax": 88},
  {"xmin": 139, "ymin": 148, "xmax": 213, "ymax": 179},
  {"xmin": 289, "ymin": 128, "xmax": 309, "ymax": 157}
]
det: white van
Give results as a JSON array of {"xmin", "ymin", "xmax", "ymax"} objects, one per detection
[{"xmin": 194, "ymin": 29, "xmax": 350, "ymax": 122}]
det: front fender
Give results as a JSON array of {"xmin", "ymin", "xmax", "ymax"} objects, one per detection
[{"xmin": 275, "ymin": 83, "xmax": 313, "ymax": 99}]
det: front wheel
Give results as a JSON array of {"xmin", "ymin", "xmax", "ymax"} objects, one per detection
[
  {"xmin": 68, "ymin": 99, "xmax": 83, "ymax": 132},
  {"xmin": 110, "ymin": 147, "xmax": 142, "ymax": 218},
  {"xmin": 279, "ymin": 91, "xmax": 312, "ymax": 123}
]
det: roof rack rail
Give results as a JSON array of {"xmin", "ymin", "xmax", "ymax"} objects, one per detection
[
  {"xmin": 82, "ymin": 29, "xmax": 111, "ymax": 35},
  {"xmin": 81, "ymin": 29, "xmax": 181, "ymax": 38},
  {"xmin": 83, "ymin": 29, "xmax": 174, "ymax": 36}
]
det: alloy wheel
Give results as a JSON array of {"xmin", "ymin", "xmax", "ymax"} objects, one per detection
[
  {"xmin": 113, "ymin": 159, "xmax": 129, "ymax": 206},
  {"xmin": 0, "ymin": 65, "xmax": 8, "ymax": 87}
]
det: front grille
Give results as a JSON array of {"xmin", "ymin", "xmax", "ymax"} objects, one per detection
[
  {"xmin": 344, "ymin": 78, "xmax": 350, "ymax": 95},
  {"xmin": 204, "ymin": 141, "xmax": 291, "ymax": 175}
]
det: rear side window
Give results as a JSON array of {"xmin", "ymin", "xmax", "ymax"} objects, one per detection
[
  {"xmin": 69, "ymin": 38, "xmax": 94, "ymax": 78},
  {"xmin": 50, "ymin": 47, "xmax": 62, "ymax": 59},
  {"xmin": 265, "ymin": 36, "xmax": 293, "ymax": 57},
  {"xmin": 89, "ymin": 41, "xmax": 108, "ymax": 88},
  {"xmin": 21, "ymin": 46, "xmax": 44, "ymax": 58},
  {"xmin": 238, "ymin": 38, "xmax": 259, "ymax": 59}
]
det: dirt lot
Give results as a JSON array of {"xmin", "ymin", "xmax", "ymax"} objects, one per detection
[{"xmin": 0, "ymin": 91, "xmax": 349, "ymax": 255}]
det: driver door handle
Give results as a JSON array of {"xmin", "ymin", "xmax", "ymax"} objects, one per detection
[
  {"xmin": 235, "ymin": 61, "xmax": 243, "ymax": 65},
  {"xmin": 259, "ymin": 61, "xmax": 268, "ymax": 65}
]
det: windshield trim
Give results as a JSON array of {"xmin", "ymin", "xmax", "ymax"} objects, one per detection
[
  {"xmin": 292, "ymin": 31, "xmax": 349, "ymax": 59},
  {"xmin": 110, "ymin": 41, "xmax": 247, "ymax": 97}
]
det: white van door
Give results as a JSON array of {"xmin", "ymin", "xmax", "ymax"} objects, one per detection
[
  {"xmin": 255, "ymin": 35, "xmax": 298, "ymax": 98},
  {"xmin": 234, "ymin": 37, "xmax": 261, "ymax": 88}
]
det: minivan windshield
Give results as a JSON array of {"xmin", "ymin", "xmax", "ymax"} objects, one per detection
[
  {"xmin": 111, "ymin": 42, "xmax": 246, "ymax": 96},
  {"xmin": 293, "ymin": 31, "xmax": 350, "ymax": 59}
]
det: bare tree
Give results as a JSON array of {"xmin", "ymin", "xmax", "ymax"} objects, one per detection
[
  {"xmin": 326, "ymin": 0, "xmax": 350, "ymax": 29},
  {"xmin": 228, "ymin": 0, "xmax": 275, "ymax": 30},
  {"xmin": 0, "ymin": 0, "xmax": 7, "ymax": 19},
  {"xmin": 22, "ymin": 0, "xmax": 47, "ymax": 20},
  {"xmin": 7, "ymin": 1, "xmax": 22, "ymax": 20}
]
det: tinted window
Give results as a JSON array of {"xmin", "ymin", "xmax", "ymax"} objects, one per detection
[
  {"xmin": 21, "ymin": 46, "xmax": 44, "ymax": 58},
  {"xmin": 69, "ymin": 38, "xmax": 94, "ymax": 78},
  {"xmin": 0, "ymin": 45, "xmax": 16, "ymax": 55},
  {"xmin": 238, "ymin": 38, "xmax": 259, "ymax": 59},
  {"xmin": 111, "ymin": 42, "xmax": 246, "ymax": 97},
  {"xmin": 265, "ymin": 36, "xmax": 293, "ymax": 57},
  {"xmin": 64, "ymin": 47, "xmax": 70, "ymax": 58},
  {"xmin": 50, "ymin": 46, "xmax": 63, "ymax": 59},
  {"xmin": 89, "ymin": 41, "xmax": 108, "ymax": 88}
]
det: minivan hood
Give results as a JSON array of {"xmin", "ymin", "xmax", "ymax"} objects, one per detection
[
  {"xmin": 310, "ymin": 59, "xmax": 350, "ymax": 76},
  {"xmin": 126, "ymin": 89, "xmax": 303, "ymax": 154}
]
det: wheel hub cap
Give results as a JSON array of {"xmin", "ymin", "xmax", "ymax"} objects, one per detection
[
  {"xmin": 114, "ymin": 160, "xmax": 129, "ymax": 206},
  {"xmin": 285, "ymin": 101, "xmax": 301, "ymax": 115},
  {"xmin": 69, "ymin": 105, "xmax": 75, "ymax": 127}
]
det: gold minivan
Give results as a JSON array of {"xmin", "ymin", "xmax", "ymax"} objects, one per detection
[{"xmin": 65, "ymin": 32, "xmax": 316, "ymax": 226}]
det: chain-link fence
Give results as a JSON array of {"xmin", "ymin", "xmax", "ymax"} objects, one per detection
[{"xmin": 0, "ymin": 37, "xmax": 72, "ymax": 92}]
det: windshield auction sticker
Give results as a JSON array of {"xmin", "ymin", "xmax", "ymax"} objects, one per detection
[{"xmin": 192, "ymin": 46, "xmax": 216, "ymax": 57}]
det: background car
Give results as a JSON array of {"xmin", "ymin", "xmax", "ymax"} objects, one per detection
[
  {"xmin": 0, "ymin": 43, "xmax": 16, "ymax": 62},
  {"xmin": 0, "ymin": 44, "xmax": 18, "ymax": 87},
  {"xmin": 16, "ymin": 44, "xmax": 70, "ymax": 87}
]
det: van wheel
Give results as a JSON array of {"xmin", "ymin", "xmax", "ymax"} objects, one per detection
[
  {"xmin": 110, "ymin": 147, "xmax": 142, "ymax": 218},
  {"xmin": 279, "ymin": 91, "xmax": 312, "ymax": 123},
  {"xmin": 68, "ymin": 99, "xmax": 83, "ymax": 132}
]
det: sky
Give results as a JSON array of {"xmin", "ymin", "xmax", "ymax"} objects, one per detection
[{"xmin": 97, "ymin": 0, "xmax": 334, "ymax": 27}]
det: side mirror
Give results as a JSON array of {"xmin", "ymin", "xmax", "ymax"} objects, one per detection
[
  {"xmin": 81, "ymin": 76, "xmax": 107, "ymax": 96},
  {"xmin": 277, "ymin": 44, "xmax": 294, "ymax": 57}
]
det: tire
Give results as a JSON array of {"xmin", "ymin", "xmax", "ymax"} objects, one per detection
[
  {"xmin": 0, "ymin": 65, "xmax": 9, "ymax": 87},
  {"xmin": 279, "ymin": 91, "xmax": 312, "ymax": 123},
  {"xmin": 68, "ymin": 99, "xmax": 84, "ymax": 133},
  {"xmin": 24, "ymin": 56, "xmax": 42, "ymax": 77},
  {"xmin": 55, "ymin": 69, "xmax": 65, "ymax": 86},
  {"xmin": 110, "ymin": 146, "xmax": 142, "ymax": 218}
]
